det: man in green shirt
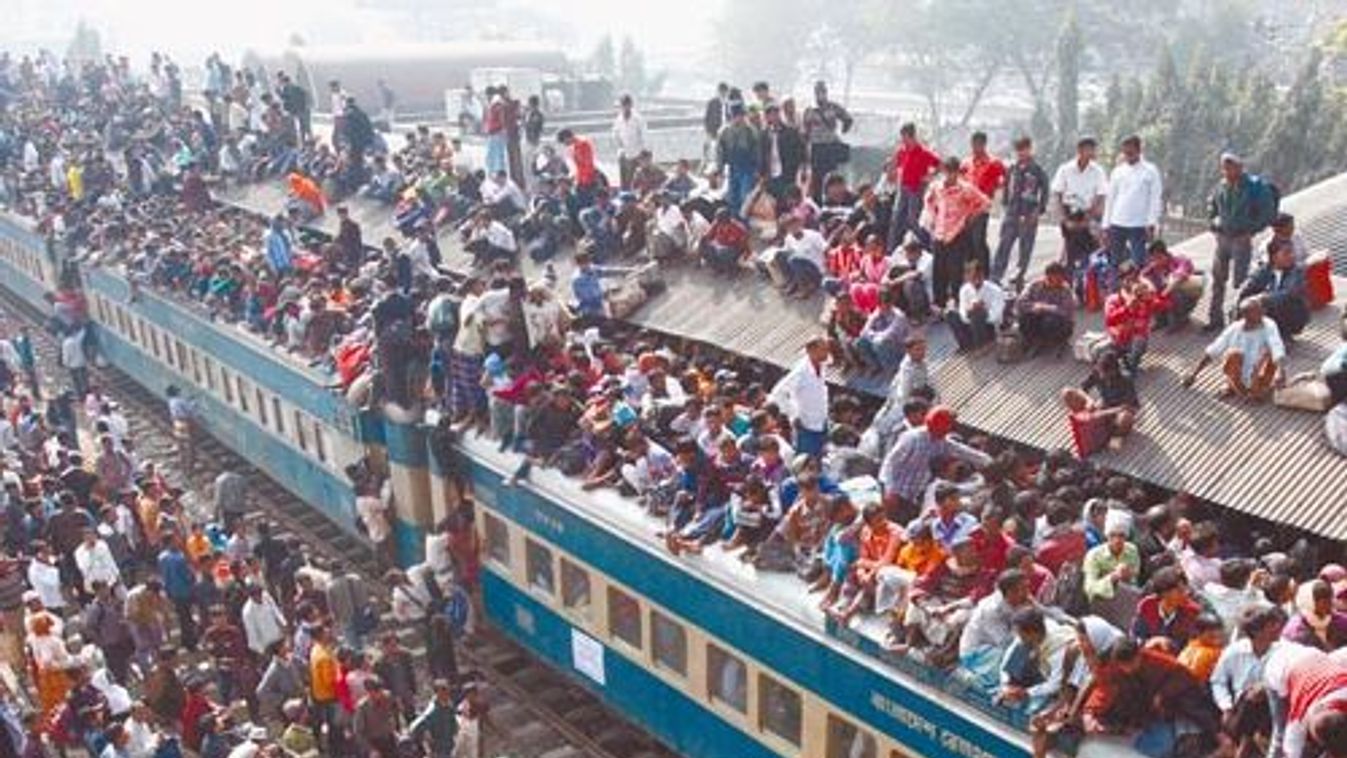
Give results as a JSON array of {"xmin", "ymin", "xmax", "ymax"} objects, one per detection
[{"xmin": 1082, "ymin": 521, "xmax": 1140, "ymax": 603}]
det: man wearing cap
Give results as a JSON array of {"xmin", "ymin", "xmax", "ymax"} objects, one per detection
[
  {"xmin": 880, "ymin": 406, "xmax": 991, "ymax": 521},
  {"xmin": 1207, "ymin": 152, "xmax": 1280, "ymax": 331},
  {"xmin": 612, "ymin": 94, "xmax": 648, "ymax": 190},
  {"xmin": 1102, "ymin": 134, "xmax": 1163, "ymax": 269},
  {"xmin": 769, "ymin": 337, "xmax": 831, "ymax": 458}
]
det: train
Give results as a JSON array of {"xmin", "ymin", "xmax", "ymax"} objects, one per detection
[{"xmin": 0, "ymin": 199, "xmax": 1148, "ymax": 758}]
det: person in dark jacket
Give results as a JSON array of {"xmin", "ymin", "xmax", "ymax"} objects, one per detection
[
  {"xmin": 1237, "ymin": 238, "xmax": 1310, "ymax": 339},
  {"xmin": 1207, "ymin": 153, "xmax": 1277, "ymax": 330},
  {"xmin": 759, "ymin": 102, "xmax": 805, "ymax": 200}
]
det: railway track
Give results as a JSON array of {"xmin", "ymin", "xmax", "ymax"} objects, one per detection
[{"xmin": 0, "ymin": 288, "xmax": 678, "ymax": 758}]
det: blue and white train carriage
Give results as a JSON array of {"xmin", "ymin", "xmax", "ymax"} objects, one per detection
[{"xmin": 0, "ymin": 207, "xmax": 1144, "ymax": 758}]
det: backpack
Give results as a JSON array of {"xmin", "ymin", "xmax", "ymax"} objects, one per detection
[{"xmin": 1250, "ymin": 174, "xmax": 1280, "ymax": 229}]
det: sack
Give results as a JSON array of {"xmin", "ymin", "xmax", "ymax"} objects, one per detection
[
  {"xmin": 1069, "ymin": 410, "xmax": 1111, "ymax": 459},
  {"xmin": 1273, "ymin": 376, "xmax": 1333, "ymax": 412},
  {"xmin": 1306, "ymin": 251, "xmax": 1335, "ymax": 309},
  {"xmin": 606, "ymin": 278, "xmax": 648, "ymax": 319},
  {"xmin": 1073, "ymin": 331, "xmax": 1110, "ymax": 363},
  {"xmin": 995, "ymin": 329, "xmax": 1025, "ymax": 364}
]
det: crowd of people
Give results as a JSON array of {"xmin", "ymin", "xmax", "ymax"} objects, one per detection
[{"xmin": 0, "ymin": 47, "xmax": 1346, "ymax": 758}]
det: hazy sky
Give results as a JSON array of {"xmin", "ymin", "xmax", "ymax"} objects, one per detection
[{"xmin": 5, "ymin": 0, "xmax": 723, "ymax": 65}]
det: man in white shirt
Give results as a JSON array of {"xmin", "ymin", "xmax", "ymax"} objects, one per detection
[
  {"xmin": 74, "ymin": 527, "xmax": 121, "ymax": 594},
  {"xmin": 241, "ymin": 583, "xmax": 287, "ymax": 655},
  {"xmin": 1183, "ymin": 297, "xmax": 1286, "ymax": 402},
  {"xmin": 768, "ymin": 337, "xmax": 830, "ymax": 457},
  {"xmin": 1050, "ymin": 136, "xmax": 1108, "ymax": 223},
  {"xmin": 480, "ymin": 170, "xmax": 527, "ymax": 218},
  {"xmin": 61, "ymin": 327, "xmax": 89, "ymax": 397},
  {"xmin": 771, "ymin": 215, "xmax": 828, "ymax": 298},
  {"xmin": 1102, "ymin": 134, "xmax": 1163, "ymax": 268},
  {"xmin": 26, "ymin": 543, "xmax": 65, "ymax": 613},
  {"xmin": 949, "ymin": 261, "xmax": 1006, "ymax": 351},
  {"xmin": 463, "ymin": 210, "xmax": 518, "ymax": 268},
  {"xmin": 612, "ymin": 94, "xmax": 647, "ymax": 190}
]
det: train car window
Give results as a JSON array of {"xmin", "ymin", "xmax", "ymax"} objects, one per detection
[
  {"xmin": 826, "ymin": 715, "xmax": 877, "ymax": 758},
  {"xmin": 137, "ymin": 318, "xmax": 148, "ymax": 349},
  {"xmin": 175, "ymin": 341, "xmax": 188, "ymax": 373},
  {"xmin": 238, "ymin": 377, "xmax": 250, "ymax": 413},
  {"xmin": 559, "ymin": 559, "xmax": 592, "ymax": 620},
  {"xmin": 484, "ymin": 514, "xmax": 510, "ymax": 566},
  {"xmin": 706, "ymin": 644, "xmax": 747, "ymax": 714},
  {"xmin": 758, "ymin": 674, "xmax": 802, "ymax": 747},
  {"xmin": 524, "ymin": 540, "xmax": 554, "ymax": 595},
  {"xmin": 150, "ymin": 328, "xmax": 161, "ymax": 360},
  {"xmin": 650, "ymin": 611, "xmax": 687, "ymax": 677},
  {"xmin": 606, "ymin": 588, "xmax": 642, "ymax": 650},
  {"xmin": 256, "ymin": 389, "xmax": 267, "ymax": 425},
  {"xmin": 221, "ymin": 368, "xmax": 234, "ymax": 404},
  {"xmin": 312, "ymin": 423, "xmax": 327, "ymax": 464},
  {"xmin": 190, "ymin": 350, "xmax": 202, "ymax": 386},
  {"xmin": 203, "ymin": 357, "xmax": 217, "ymax": 393},
  {"xmin": 294, "ymin": 411, "xmax": 308, "ymax": 452},
  {"xmin": 272, "ymin": 397, "xmax": 285, "ymax": 435}
]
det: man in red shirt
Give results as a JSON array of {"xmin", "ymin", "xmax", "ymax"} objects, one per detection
[
  {"xmin": 886, "ymin": 122, "xmax": 941, "ymax": 252},
  {"xmin": 698, "ymin": 207, "xmax": 750, "ymax": 274},
  {"xmin": 558, "ymin": 129, "xmax": 598, "ymax": 208},
  {"xmin": 961, "ymin": 131, "xmax": 1005, "ymax": 274}
]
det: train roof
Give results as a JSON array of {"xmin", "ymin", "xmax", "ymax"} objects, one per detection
[
  {"xmin": 220, "ymin": 169, "xmax": 1347, "ymax": 539},
  {"xmin": 248, "ymin": 41, "xmax": 569, "ymax": 67}
]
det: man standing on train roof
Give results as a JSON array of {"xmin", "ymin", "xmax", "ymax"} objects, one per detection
[
  {"xmin": 557, "ymin": 128, "xmax": 598, "ymax": 210},
  {"xmin": 769, "ymin": 336, "xmax": 831, "ymax": 459},
  {"xmin": 1102, "ymin": 134, "xmax": 1163, "ymax": 269},
  {"xmin": 277, "ymin": 72, "xmax": 310, "ymax": 143},
  {"xmin": 1206, "ymin": 151, "xmax": 1280, "ymax": 332},
  {"xmin": 612, "ymin": 94, "xmax": 647, "ymax": 191}
]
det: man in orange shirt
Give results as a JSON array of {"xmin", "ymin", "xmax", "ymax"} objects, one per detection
[
  {"xmin": 558, "ymin": 129, "xmax": 598, "ymax": 209},
  {"xmin": 287, "ymin": 171, "xmax": 325, "ymax": 221},
  {"xmin": 962, "ymin": 132, "xmax": 1005, "ymax": 274}
]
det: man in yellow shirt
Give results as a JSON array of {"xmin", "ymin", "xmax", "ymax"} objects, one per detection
[
  {"xmin": 66, "ymin": 161, "xmax": 84, "ymax": 202},
  {"xmin": 309, "ymin": 625, "xmax": 340, "ymax": 750}
]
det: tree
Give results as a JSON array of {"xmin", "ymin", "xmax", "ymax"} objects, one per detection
[
  {"xmin": 617, "ymin": 36, "xmax": 647, "ymax": 97},
  {"xmin": 67, "ymin": 20, "xmax": 102, "ymax": 67},
  {"xmin": 1053, "ymin": 8, "xmax": 1082, "ymax": 165},
  {"xmin": 589, "ymin": 34, "xmax": 616, "ymax": 78}
]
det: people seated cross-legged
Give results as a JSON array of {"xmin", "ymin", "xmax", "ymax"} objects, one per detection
[
  {"xmin": 461, "ymin": 209, "xmax": 518, "ymax": 268},
  {"xmin": 1062, "ymin": 349, "xmax": 1139, "ymax": 455},
  {"xmin": 853, "ymin": 287, "xmax": 910, "ymax": 374},
  {"xmin": 1140, "ymin": 240, "xmax": 1201, "ymax": 331},
  {"xmin": 697, "ymin": 207, "xmax": 751, "ymax": 275},
  {"xmin": 1015, "ymin": 263, "xmax": 1076, "ymax": 357},
  {"xmin": 947, "ymin": 262, "xmax": 1005, "ymax": 352},
  {"xmin": 1183, "ymin": 297, "xmax": 1286, "ymax": 403},
  {"xmin": 1237, "ymin": 238, "xmax": 1311, "ymax": 341},
  {"xmin": 1103, "ymin": 273, "xmax": 1160, "ymax": 377}
]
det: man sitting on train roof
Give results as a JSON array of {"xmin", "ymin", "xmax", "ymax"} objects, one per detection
[
  {"xmin": 1183, "ymin": 296, "xmax": 1287, "ymax": 402},
  {"xmin": 1237, "ymin": 237, "xmax": 1311, "ymax": 340},
  {"xmin": 1140, "ymin": 239, "xmax": 1201, "ymax": 331},
  {"xmin": 1015, "ymin": 262, "xmax": 1076, "ymax": 357}
]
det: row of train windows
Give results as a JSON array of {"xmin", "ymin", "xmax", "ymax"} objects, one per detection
[
  {"xmin": 89, "ymin": 294, "xmax": 330, "ymax": 466},
  {"xmin": 484, "ymin": 515, "xmax": 892, "ymax": 758}
]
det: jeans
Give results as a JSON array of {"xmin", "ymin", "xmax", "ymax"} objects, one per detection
[
  {"xmin": 1208, "ymin": 232, "xmax": 1253, "ymax": 326},
  {"xmin": 992, "ymin": 213, "xmax": 1039, "ymax": 284},
  {"xmin": 784, "ymin": 256, "xmax": 822, "ymax": 292},
  {"xmin": 726, "ymin": 165, "xmax": 756, "ymax": 219},
  {"xmin": 856, "ymin": 336, "xmax": 901, "ymax": 370},
  {"xmin": 1107, "ymin": 225, "xmax": 1148, "ymax": 268},
  {"xmin": 946, "ymin": 308, "xmax": 994, "ymax": 351},
  {"xmin": 887, "ymin": 187, "xmax": 930, "ymax": 252},
  {"xmin": 1117, "ymin": 337, "xmax": 1147, "ymax": 374},
  {"xmin": 69, "ymin": 365, "xmax": 89, "ymax": 398},
  {"xmin": 795, "ymin": 426, "xmax": 826, "ymax": 458},
  {"xmin": 485, "ymin": 133, "xmax": 507, "ymax": 175}
]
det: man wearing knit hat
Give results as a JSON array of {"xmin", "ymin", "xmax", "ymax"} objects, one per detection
[{"xmin": 880, "ymin": 405, "xmax": 991, "ymax": 521}]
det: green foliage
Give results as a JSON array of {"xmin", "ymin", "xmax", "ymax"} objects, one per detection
[
  {"xmin": 67, "ymin": 20, "xmax": 102, "ymax": 66},
  {"xmin": 589, "ymin": 34, "xmax": 616, "ymax": 78},
  {"xmin": 1082, "ymin": 45, "xmax": 1347, "ymax": 217}
]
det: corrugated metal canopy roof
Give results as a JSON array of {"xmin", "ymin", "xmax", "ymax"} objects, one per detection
[{"xmin": 221, "ymin": 172, "xmax": 1347, "ymax": 538}]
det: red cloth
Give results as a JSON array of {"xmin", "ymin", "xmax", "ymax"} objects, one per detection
[
  {"xmin": 892, "ymin": 142, "xmax": 941, "ymax": 192},
  {"xmin": 571, "ymin": 137, "xmax": 597, "ymax": 187},
  {"xmin": 335, "ymin": 343, "xmax": 372, "ymax": 387},
  {"xmin": 962, "ymin": 154, "xmax": 1006, "ymax": 198},
  {"xmin": 1035, "ymin": 527, "xmax": 1087, "ymax": 573},
  {"xmin": 826, "ymin": 243, "xmax": 863, "ymax": 279},
  {"xmin": 969, "ymin": 526, "xmax": 1014, "ymax": 578},
  {"xmin": 1104, "ymin": 293, "xmax": 1158, "ymax": 347},
  {"xmin": 1286, "ymin": 651, "xmax": 1347, "ymax": 722}
]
